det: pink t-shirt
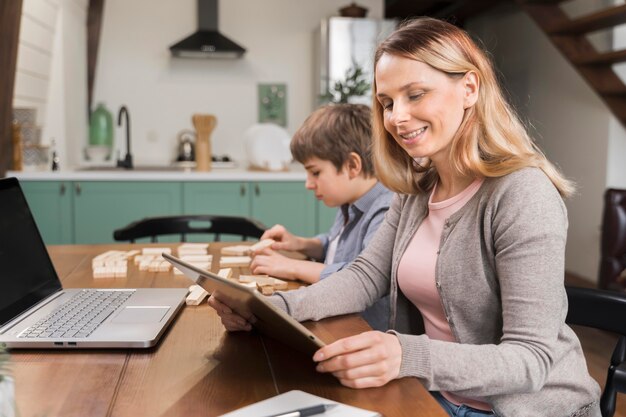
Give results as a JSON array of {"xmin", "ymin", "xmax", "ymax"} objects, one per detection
[{"xmin": 397, "ymin": 177, "xmax": 491, "ymax": 411}]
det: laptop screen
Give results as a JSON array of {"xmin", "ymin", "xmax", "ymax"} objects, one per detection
[{"xmin": 0, "ymin": 178, "xmax": 62, "ymax": 327}]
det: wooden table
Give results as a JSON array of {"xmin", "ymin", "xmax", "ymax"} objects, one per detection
[{"xmin": 11, "ymin": 243, "xmax": 445, "ymax": 417}]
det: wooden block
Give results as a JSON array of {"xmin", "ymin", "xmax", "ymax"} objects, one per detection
[
  {"xmin": 179, "ymin": 243, "xmax": 209, "ymax": 250},
  {"xmin": 135, "ymin": 254, "xmax": 159, "ymax": 265},
  {"xmin": 173, "ymin": 261, "xmax": 210, "ymax": 274},
  {"xmin": 271, "ymin": 278, "xmax": 288, "ymax": 290},
  {"xmin": 123, "ymin": 250, "xmax": 140, "ymax": 259},
  {"xmin": 179, "ymin": 254, "xmax": 212, "ymax": 262},
  {"xmin": 217, "ymin": 268, "xmax": 233, "ymax": 279},
  {"xmin": 92, "ymin": 250, "xmax": 126, "ymax": 268},
  {"xmin": 142, "ymin": 247, "xmax": 171, "ymax": 255},
  {"xmin": 178, "ymin": 250, "xmax": 208, "ymax": 257},
  {"xmin": 239, "ymin": 275, "xmax": 273, "ymax": 286},
  {"xmin": 240, "ymin": 281, "xmax": 257, "ymax": 289},
  {"xmin": 93, "ymin": 250, "xmax": 124, "ymax": 262},
  {"xmin": 249, "ymin": 239, "xmax": 275, "ymax": 252},
  {"xmin": 113, "ymin": 266, "xmax": 127, "ymax": 278},
  {"xmin": 257, "ymin": 284, "xmax": 275, "ymax": 296},
  {"xmin": 186, "ymin": 284, "xmax": 208, "ymax": 305},
  {"xmin": 138, "ymin": 258, "xmax": 153, "ymax": 271},
  {"xmin": 158, "ymin": 261, "xmax": 172, "ymax": 272},
  {"xmin": 219, "ymin": 256, "xmax": 251, "ymax": 268},
  {"xmin": 148, "ymin": 259, "xmax": 165, "ymax": 272},
  {"xmin": 220, "ymin": 245, "xmax": 252, "ymax": 256}
]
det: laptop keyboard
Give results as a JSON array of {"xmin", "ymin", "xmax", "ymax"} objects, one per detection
[{"xmin": 19, "ymin": 289, "xmax": 134, "ymax": 339}]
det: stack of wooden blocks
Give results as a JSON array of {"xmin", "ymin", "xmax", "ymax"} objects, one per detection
[
  {"xmin": 92, "ymin": 250, "xmax": 140, "ymax": 278},
  {"xmin": 133, "ymin": 248, "xmax": 173, "ymax": 272},
  {"xmin": 174, "ymin": 243, "xmax": 212, "ymax": 275}
]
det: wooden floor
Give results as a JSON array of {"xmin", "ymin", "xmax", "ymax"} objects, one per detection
[{"xmin": 566, "ymin": 272, "xmax": 625, "ymax": 417}]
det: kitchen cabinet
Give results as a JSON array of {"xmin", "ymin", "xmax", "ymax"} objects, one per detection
[
  {"xmin": 317, "ymin": 204, "xmax": 338, "ymax": 236},
  {"xmin": 20, "ymin": 181, "xmax": 73, "ymax": 244},
  {"xmin": 73, "ymin": 182, "xmax": 182, "ymax": 243},
  {"xmin": 20, "ymin": 179, "xmax": 326, "ymax": 245},
  {"xmin": 183, "ymin": 181, "xmax": 316, "ymax": 238},
  {"xmin": 251, "ymin": 182, "xmax": 316, "ymax": 237}
]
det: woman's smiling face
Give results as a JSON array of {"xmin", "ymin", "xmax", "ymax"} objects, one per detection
[{"xmin": 375, "ymin": 53, "xmax": 476, "ymax": 166}]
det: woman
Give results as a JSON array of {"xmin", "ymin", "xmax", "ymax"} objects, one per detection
[{"xmin": 209, "ymin": 17, "xmax": 601, "ymax": 417}]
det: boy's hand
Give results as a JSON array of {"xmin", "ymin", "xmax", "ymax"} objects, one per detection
[
  {"xmin": 250, "ymin": 248, "xmax": 298, "ymax": 280},
  {"xmin": 313, "ymin": 331, "xmax": 402, "ymax": 389},
  {"xmin": 260, "ymin": 224, "xmax": 301, "ymax": 251},
  {"xmin": 207, "ymin": 291, "xmax": 254, "ymax": 331}
]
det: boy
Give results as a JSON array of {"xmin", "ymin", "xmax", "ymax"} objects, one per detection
[{"xmin": 250, "ymin": 103, "xmax": 392, "ymax": 330}]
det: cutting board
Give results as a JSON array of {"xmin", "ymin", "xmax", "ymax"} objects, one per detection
[{"xmin": 192, "ymin": 114, "xmax": 217, "ymax": 171}]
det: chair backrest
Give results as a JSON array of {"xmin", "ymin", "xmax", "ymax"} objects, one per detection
[
  {"xmin": 113, "ymin": 215, "xmax": 267, "ymax": 243},
  {"xmin": 566, "ymin": 286, "xmax": 626, "ymax": 417},
  {"xmin": 599, "ymin": 189, "xmax": 626, "ymax": 291}
]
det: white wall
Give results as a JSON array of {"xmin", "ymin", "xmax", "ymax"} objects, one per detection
[
  {"xmin": 467, "ymin": 2, "xmax": 625, "ymax": 283},
  {"xmin": 13, "ymin": 0, "xmax": 88, "ymax": 170},
  {"xmin": 92, "ymin": 0, "xmax": 383, "ymax": 166}
]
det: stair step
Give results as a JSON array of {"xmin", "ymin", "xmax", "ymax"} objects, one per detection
[
  {"xmin": 574, "ymin": 49, "xmax": 626, "ymax": 65},
  {"xmin": 598, "ymin": 85, "xmax": 626, "ymax": 96},
  {"xmin": 547, "ymin": 4, "xmax": 626, "ymax": 35},
  {"xmin": 521, "ymin": 0, "xmax": 570, "ymax": 4}
]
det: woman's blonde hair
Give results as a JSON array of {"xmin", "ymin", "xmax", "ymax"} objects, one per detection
[{"xmin": 372, "ymin": 17, "xmax": 574, "ymax": 197}]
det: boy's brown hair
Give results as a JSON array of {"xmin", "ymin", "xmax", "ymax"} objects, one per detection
[{"xmin": 291, "ymin": 103, "xmax": 374, "ymax": 177}]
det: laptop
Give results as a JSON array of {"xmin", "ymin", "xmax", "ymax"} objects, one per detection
[
  {"xmin": 163, "ymin": 252, "xmax": 325, "ymax": 355},
  {"xmin": 0, "ymin": 177, "xmax": 188, "ymax": 349}
]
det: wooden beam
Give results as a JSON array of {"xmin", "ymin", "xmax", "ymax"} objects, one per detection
[
  {"xmin": 87, "ymin": 0, "xmax": 105, "ymax": 115},
  {"xmin": 547, "ymin": 3, "xmax": 626, "ymax": 35},
  {"xmin": 0, "ymin": 0, "xmax": 23, "ymax": 177}
]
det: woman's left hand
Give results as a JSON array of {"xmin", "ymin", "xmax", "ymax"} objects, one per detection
[{"xmin": 313, "ymin": 331, "xmax": 402, "ymax": 388}]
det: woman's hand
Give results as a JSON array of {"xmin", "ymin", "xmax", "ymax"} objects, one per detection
[
  {"xmin": 250, "ymin": 248, "xmax": 298, "ymax": 280},
  {"xmin": 260, "ymin": 224, "xmax": 301, "ymax": 252},
  {"xmin": 313, "ymin": 331, "xmax": 402, "ymax": 388},
  {"xmin": 207, "ymin": 291, "xmax": 255, "ymax": 331}
]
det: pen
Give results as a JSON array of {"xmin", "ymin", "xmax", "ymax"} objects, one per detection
[{"xmin": 262, "ymin": 403, "xmax": 338, "ymax": 417}]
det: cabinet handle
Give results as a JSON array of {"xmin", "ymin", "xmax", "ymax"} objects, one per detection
[
  {"xmin": 75, "ymin": 183, "xmax": 82, "ymax": 196},
  {"xmin": 240, "ymin": 184, "xmax": 246, "ymax": 197},
  {"xmin": 60, "ymin": 183, "xmax": 66, "ymax": 196},
  {"xmin": 255, "ymin": 184, "xmax": 260, "ymax": 197}
]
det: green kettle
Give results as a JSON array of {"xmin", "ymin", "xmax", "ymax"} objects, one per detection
[{"xmin": 89, "ymin": 103, "xmax": 113, "ymax": 148}]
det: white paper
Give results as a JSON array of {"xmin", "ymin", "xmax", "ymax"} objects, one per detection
[{"xmin": 219, "ymin": 390, "xmax": 380, "ymax": 417}]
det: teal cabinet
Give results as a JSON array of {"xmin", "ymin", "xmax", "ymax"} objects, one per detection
[
  {"xmin": 183, "ymin": 182, "xmax": 248, "ymax": 216},
  {"xmin": 252, "ymin": 182, "xmax": 316, "ymax": 237},
  {"xmin": 184, "ymin": 181, "xmax": 317, "ymax": 238},
  {"xmin": 73, "ymin": 182, "xmax": 182, "ymax": 244},
  {"xmin": 317, "ymin": 203, "xmax": 338, "ymax": 236},
  {"xmin": 19, "ymin": 179, "xmax": 329, "ymax": 245},
  {"xmin": 20, "ymin": 181, "xmax": 73, "ymax": 244}
]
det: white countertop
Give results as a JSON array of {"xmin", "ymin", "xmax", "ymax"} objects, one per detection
[{"xmin": 6, "ymin": 165, "xmax": 307, "ymax": 182}]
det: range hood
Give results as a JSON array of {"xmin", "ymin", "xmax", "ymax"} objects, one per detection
[{"xmin": 169, "ymin": 0, "xmax": 246, "ymax": 59}]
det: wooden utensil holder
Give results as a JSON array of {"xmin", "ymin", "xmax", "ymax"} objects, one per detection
[{"xmin": 192, "ymin": 114, "xmax": 217, "ymax": 172}]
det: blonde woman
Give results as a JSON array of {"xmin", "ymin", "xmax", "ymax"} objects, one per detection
[{"xmin": 209, "ymin": 17, "xmax": 600, "ymax": 417}]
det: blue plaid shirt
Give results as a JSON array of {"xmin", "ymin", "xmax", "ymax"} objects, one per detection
[{"xmin": 315, "ymin": 181, "xmax": 392, "ymax": 330}]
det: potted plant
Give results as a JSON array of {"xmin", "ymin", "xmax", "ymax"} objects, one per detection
[
  {"xmin": 320, "ymin": 62, "xmax": 371, "ymax": 104},
  {"xmin": 0, "ymin": 346, "xmax": 15, "ymax": 417}
]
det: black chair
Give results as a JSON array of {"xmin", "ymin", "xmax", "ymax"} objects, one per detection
[
  {"xmin": 113, "ymin": 215, "xmax": 267, "ymax": 243},
  {"xmin": 598, "ymin": 189, "xmax": 626, "ymax": 291},
  {"xmin": 566, "ymin": 286, "xmax": 626, "ymax": 417}
]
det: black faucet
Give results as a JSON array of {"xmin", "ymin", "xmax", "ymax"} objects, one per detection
[{"xmin": 116, "ymin": 105, "xmax": 133, "ymax": 169}]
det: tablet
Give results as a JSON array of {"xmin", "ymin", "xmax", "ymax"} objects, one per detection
[{"xmin": 162, "ymin": 253, "xmax": 325, "ymax": 355}]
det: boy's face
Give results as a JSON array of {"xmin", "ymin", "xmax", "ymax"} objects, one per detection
[{"xmin": 303, "ymin": 157, "xmax": 351, "ymax": 208}]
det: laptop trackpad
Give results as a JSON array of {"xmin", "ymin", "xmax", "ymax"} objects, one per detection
[{"xmin": 112, "ymin": 306, "xmax": 170, "ymax": 323}]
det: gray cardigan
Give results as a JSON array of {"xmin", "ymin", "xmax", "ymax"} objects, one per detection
[{"xmin": 272, "ymin": 168, "xmax": 601, "ymax": 417}]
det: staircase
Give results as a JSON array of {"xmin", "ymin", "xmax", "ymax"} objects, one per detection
[{"xmin": 516, "ymin": 0, "xmax": 626, "ymax": 128}]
